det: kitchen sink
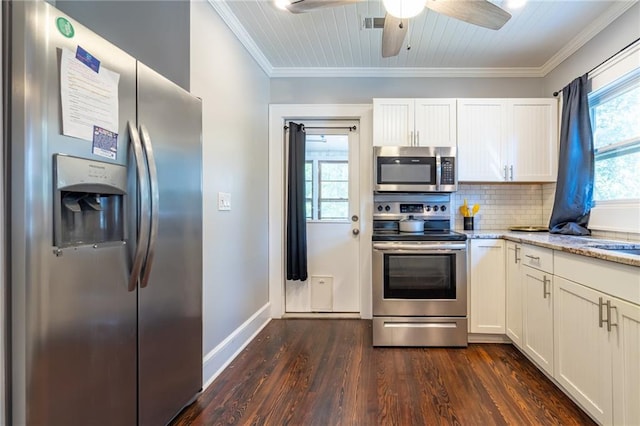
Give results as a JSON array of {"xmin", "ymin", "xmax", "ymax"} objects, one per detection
[{"xmin": 588, "ymin": 244, "xmax": 640, "ymax": 256}]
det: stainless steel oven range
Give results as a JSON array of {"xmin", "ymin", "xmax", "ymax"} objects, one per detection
[{"xmin": 372, "ymin": 194, "xmax": 468, "ymax": 347}]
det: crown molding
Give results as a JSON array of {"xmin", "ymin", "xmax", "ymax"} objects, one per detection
[
  {"xmin": 208, "ymin": 0, "xmax": 637, "ymax": 79},
  {"xmin": 206, "ymin": 0, "xmax": 273, "ymax": 76},
  {"xmin": 539, "ymin": 1, "xmax": 637, "ymax": 76},
  {"xmin": 269, "ymin": 66, "xmax": 545, "ymax": 78}
]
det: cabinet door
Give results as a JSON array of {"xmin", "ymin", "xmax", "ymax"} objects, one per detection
[
  {"xmin": 612, "ymin": 297, "xmax": 640, "ymax": 426},
  {"xmin": 522, "ymin": 266, "xmax": 554, "ymax": 375},
  {"xmin": 505, "ymin": 242, "xmax": 523, "ymax": 347},
  {"xmin": 469, "ymin": 240, "xmax": 505, "ymax": 334},
  {"xmin": 507, "ymin": 99, "xmax": 558, "ymax": 182},
  {"xmin": 554, "ymin": 277, "xmax": 613, "ymax": 425},
  {"xmin": 414, "ymin": 99, "xmax": 456, "ymax": 147},
  {"xmin": 457, "ymin": 99, "xmax": 507, "ymax": 181},
  {"xmin": 373, "ymin": 99, "xmax": 414, "ymax": 146}
]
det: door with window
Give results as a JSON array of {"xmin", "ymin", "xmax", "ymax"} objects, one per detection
[{"xmin": 285, "ymin": 121, "xmax": 360, "ymax": 313}]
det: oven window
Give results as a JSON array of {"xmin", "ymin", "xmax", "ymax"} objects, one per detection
[{"xmin": 383, "ymin": 253, "xmax": 456, "ymax": 299}]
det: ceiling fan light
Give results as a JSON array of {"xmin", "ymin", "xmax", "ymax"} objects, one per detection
[
  {"xmin": 383, "ymin": 0, "xmax": 425, "ymax": 19},
  {"xmin": 274, "ymin": 0, "xmax": 291, "ymax": 11}
]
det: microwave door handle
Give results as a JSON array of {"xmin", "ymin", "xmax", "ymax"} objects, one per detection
[{"xmin": 127, "ymin": 121, "xmax": 151, "ymax": 292}]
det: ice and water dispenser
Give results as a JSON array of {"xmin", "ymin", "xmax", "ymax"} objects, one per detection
[{"xmin": 53, "ymin": 154, "xmax": 127, "ymax": 247}]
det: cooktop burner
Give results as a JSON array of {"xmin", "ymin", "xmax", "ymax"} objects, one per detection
[{"xmin": 372, "ymin": 229, "xmax": 467, "ymax": 242}]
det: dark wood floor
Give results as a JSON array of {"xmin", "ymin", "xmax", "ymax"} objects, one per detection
[{"xmin": 172, "ymin": 319, "xmax": 595, "ymax": 426}]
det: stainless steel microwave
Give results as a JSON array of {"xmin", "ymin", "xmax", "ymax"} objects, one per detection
[{"xmin": 374, "ymin": 146, "xmax": 457, "ymax": 192}]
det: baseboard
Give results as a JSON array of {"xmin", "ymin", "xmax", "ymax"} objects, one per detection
[
  {"xmin": 202, "ymin": 303, "xmax": 271, "ymax": 390},
  {"xmin": 282, "ymin": 312, "xmax": 361, "ymax": 319},
  {"xmin": 467, "ymin": 333, "xmax": 512, "ymax": 344}
]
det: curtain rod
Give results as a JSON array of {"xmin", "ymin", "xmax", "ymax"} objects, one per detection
[
  {"xmin": 553, "ymin": 37, "xmax": 640, "ymax": 97},
  {"xmin": 284, "ymin": 125, "xmax": 357, "ymax": 131}
]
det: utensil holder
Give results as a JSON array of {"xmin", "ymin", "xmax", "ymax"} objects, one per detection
[{"xmin": 464, "ymin": 216, "xmax": 474, "ymax": 231}]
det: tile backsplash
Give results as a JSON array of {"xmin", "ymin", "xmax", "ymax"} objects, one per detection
[
  {"xmin": 454, "ymin": 182, "xmax": 640, "ymax": 242},
  {"xmin": 453, "ymin": 184, "xmax": 545, "ymax": 231}
]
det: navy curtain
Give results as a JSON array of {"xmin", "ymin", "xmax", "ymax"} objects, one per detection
[
  {"xmin": 286, "ymin": 122, "xmax": 308, "ymax": 281},
  {"xmin": 549, "ymin": 74, "xmax": 594, "ymax": 235}
]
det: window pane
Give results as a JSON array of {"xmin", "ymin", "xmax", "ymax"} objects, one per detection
[
  {"xmin": 320, "ymin": 162, "xmax": 348, "ymax": 180},
  {"xmin": 591, "ymin": 85, "xmax": 640, "ymax": 149},
  {"xmin": 320, "ymin": 181, "xmax": 348, "ymax": 199},
  {"xmin": 305, "ymin": 162, "xmax": 313, "ymax": 180},
  {"xmin": 320, "ymin": 201, "xmax": 348, "ymax": 220},
  {"xmin": 305, "ymin": 200, "xmax": 312, "ymax": 219},
  {"xmin": 305, "ymin": 182, "xmax": 312, "ymax": 199},
  {"xmin": 594, "ymin": 150, "xmax": 640, "ymax": 200}
]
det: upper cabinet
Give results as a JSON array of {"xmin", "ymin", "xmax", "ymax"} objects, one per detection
[
  {"xmin": 457, "ymin": 98, "xmax": 559, "ymax": 182},
  {"xmin": 373, "ymin": 98, "xmax": 456, "ymax": 147}
]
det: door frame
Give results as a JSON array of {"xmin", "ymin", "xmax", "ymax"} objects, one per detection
[{"xmin": 268, "ymin": 104, "xmax": 373, "ymax": 319}]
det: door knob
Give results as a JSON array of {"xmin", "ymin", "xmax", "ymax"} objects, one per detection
[
  {"xmin": 352, "ymin": 228, "xmax": 360, "ymax": 236},
  {"xmin": 352, "ymin": 215, "xmax": 359, "ymax": 222}
]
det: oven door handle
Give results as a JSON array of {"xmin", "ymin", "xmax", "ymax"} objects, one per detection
[{"xmin": 373, "ymin": 242, "xmax": 467, "ymax": 251}]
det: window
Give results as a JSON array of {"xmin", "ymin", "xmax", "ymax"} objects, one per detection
[
  {"xmin": 304, "ymin": 134, "xmax": 349, "ymax": 221},
  {"xmin": 305, "ymin": 161, "xmax": 313, "ymax": 219},
  {"xmin": 589, "ymin": 69, "xmax": 640, "ymax": 201},
  {"xmin": 318, "ymin": 161, "xmax": 348, "ymax": 219}
]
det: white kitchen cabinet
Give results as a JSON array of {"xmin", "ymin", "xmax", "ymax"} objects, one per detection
[
  {"xmin": 457, "ymin": 98, "xmax": 558, "ymax": 182},
  {"xmin": 554, "ymin": 251, "xmax": 640, "ymax": 425},
  {"xmin": 505, "ymin": 241, "xmax": 523, "ymax": 347},
  {"xmin": 554, "ymin": 276, "xmax": 613, "ymax": 425},
  {"xmin": 612, "ymin": 296, "xmax": 640, "ymax": 426},
  {"xmin": 469, "ymin": 239, "xmax": 505, "ymax": 334},
  {"xmin": 457, "ymin": 99, "xmax": 507, "ymax": 181},
  {"xmin": 373, "ymin": 98, "xmax": 456, "ymax": 147},
  {"xmin": 522, "ymin": 265, "xmax": 554, "ymax": 375}
]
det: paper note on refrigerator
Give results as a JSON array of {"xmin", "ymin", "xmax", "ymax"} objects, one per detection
[{"xmin": 60, "ymin": 47, "xmax": 120, "ymax": 143}]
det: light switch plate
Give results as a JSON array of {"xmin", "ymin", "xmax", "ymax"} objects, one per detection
[{"xmin": 218, "ymin": 192, "xmax": 231, "ymax": 211}]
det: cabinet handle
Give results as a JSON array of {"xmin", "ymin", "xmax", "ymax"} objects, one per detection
[
  {"xmin": 410, "ymin": 131, "xmax": 414, "ymax": 146},
  {"xmin": 503, "ymin": 165, "xmax": 508, "ymax": 181},
  {"xmin": 605, "ymin": 300, "xmax": 618, "ymax": 332},
  {"xmin": 478, "ymin": 245, "xmax": 502, "ymax": 248},
  {"xmin": 514, "ymin": 246, "xmax": 521, "ymax": 264},
  {"xmin": 525, "ymin": 254, "xmax": 540, "ymax": 261},
  {"xmin": 416, "ymin": 130, "xmax": 420, "ymax": 146},
  {"xmin": 542, "ymin": 275, "xmax": 551, "ymax": 299},
  {"xmin": 510, "ymin": 165, "xmax": 514, "ymax": 181}
]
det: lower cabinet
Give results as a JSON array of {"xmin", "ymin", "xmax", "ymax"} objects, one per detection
[
  {"xmin": 554, "ymin": 275, "xmax": 640, "ymax": 425},
  {"xmin": 469, "ymin": 239, "xmax": 505, "ymax": 334},
  {"xmin": 554, "ymin": 276, "xmax": 613, "ymax": 424},
  {"xmin": 505, "ymin": 241, "xmax": 523, "ymax": 347},
  {"xmin": 522, "ymin": 265, "xmax": 554, "ymax": 376}
]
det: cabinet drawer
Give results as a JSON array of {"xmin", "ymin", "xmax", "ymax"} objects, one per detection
[{"xmin": 522, "ymin": 244, "xmax": 553, "ymax": 273}]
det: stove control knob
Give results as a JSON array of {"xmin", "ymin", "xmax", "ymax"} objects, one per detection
[
  {"xmin": 377, "ymin": 205, "xmax": 383, "ymax": 212},
  {"xmin": 433, "ymin": 205, "xmax": 439, "ymax": 212},
  {"xmin": 385, "ymin": 205, "xmax": 391, "ymax": 212},
  {"xmin": 425, "ymin": 206, "xmax": 431, "ymax": 212},
  {"xmin": 440, "ymin": 205, "xmax": 447, "ymax": 212}
]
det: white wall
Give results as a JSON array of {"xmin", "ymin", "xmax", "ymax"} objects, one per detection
[
  {"xmin": 543, "ymin": 3, "xmax": 640, "ymax": 95},
  {"xmin": 270, "ymin": 76, "xmax": 546, "ymax": 104},
  {"xmin": 190, "ymin": 0, "xmax": 271, "ymax": 387}
]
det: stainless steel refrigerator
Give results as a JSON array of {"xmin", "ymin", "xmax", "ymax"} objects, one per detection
[{"xmin": 3, "ymin": 1, "xmax": 202, "ymax": 424}]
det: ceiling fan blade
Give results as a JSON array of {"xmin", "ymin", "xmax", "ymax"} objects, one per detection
[
  {"xmin": 425, "ymin": 0, "xmax": 511, "ymax": 30},
  {"xmin": 286, "ymin": 0, "xmax": 360, "ymax": 14},
  {"xmin": 382, "ymin": 14, "xmax": 408, "ymax": 58}
]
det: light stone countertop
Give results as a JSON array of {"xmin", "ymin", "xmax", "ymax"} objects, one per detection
[{"xmin": 463, "ymin": 230, "xmax": 640, "ymax": 268}]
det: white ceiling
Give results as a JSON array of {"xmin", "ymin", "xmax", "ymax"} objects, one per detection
[{"xmin": 210, "ymin": 0, "xmax": 637, "ymax": 77}]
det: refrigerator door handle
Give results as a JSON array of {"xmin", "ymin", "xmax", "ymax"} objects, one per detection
[
  {"xmin": 128, "ymin": 121, "xmax": 152, "ymax": 292},
  {"xmin": 139, "ymin": 124, "xmax": 160, "ymax": 289}
]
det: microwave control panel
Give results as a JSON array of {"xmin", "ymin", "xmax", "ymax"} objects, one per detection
[{"xmin": 441, "ymin": 157, "xmax": 455, "ymax": 185}]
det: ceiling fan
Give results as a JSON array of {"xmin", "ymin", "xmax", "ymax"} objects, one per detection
[{"xmin": 279, "ymin": 0, "xmax": 512, "ymax": 58}]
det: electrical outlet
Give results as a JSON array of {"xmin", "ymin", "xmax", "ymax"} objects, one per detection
[{"xmin": 218, "ymin": 192, "xmax": 231, "ymax": 211}]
